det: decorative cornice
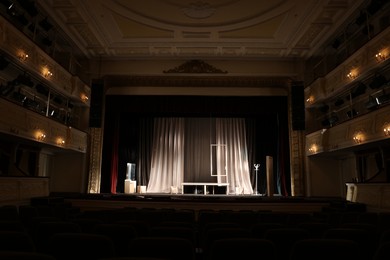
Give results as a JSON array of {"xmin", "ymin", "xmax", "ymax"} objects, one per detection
[
  {"xmin": 163, "ymin": 60, "xmax": 228, "ymax": 74},
  {"xmin": 103, "ymin": 75, "xmax": 291, "ymax": 88}
]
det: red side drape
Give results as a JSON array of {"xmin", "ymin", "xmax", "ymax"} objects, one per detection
[{"xmin": 110, "ymin": 115, "xmax": 120, "ymax": 193}]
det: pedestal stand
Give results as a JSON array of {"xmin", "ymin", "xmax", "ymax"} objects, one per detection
[{"xmin": 254, "ymin": 164, "xmax": 260, "ymax": 195}]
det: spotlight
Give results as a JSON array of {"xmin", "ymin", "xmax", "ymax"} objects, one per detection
[
  {"xmin": 365, "ymin": 96, "xmax": 378, "ymax": 110},
  {"xmin": 376, "ymin": 93, "xmax": 390, "ymax": 105}
]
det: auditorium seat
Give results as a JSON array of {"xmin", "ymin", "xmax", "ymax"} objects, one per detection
[
  {"xmin": 149, "ymin": 226, "xmax": 196, "ymax": 245},
  {"xmin": 0, "ymin": 251, "xmax": 57, "ymax": 260},
  {"xmin": 322, "ymin": 227, "xmax": 376, "ymax": 259},
  {"xmin": 290, "ymin": 238, "xmax": 361, "ymax": 260},
  {"xmin": 71, "ymin": 217, "xmax": 104, "ymax": 233},
  {"xmin": 0, "ymin": 205, "xmax": 19, "ymax": 221},
  {"xmin": 297, "ymin": 222, "xmax": 332, "ymax": 238},
  {"xmin": 32, "ymin": 221, "xmax": 82, "ymax": 253},
  {"xmin": 251, "ymin": 222, "xmax": 285, "ymax": 238},
  {"xmin": 126, "ymin": 237, "xmax": 196, "ymax": 260},
  {"xmin": 47, "ymin": 232, "xmax": 116, "ymax": 260},
  {"xmin": 207, "ymin": 237, "xmax": 277, "ymax": 260},
  {"xmin": 93, "ymin": 223, "xmax": 138, "ymax": 257},
  {"xmin": 257, "ymin": 211, "xmax": 289, "ymax": 224},
  {"xmin": 0, "ymin": 230, "xmax": 36, "ymax": 252},
  {"xmin": 201, "ymin": 226, "xmax": 253, "ymax": 257},
  {"xmin": 372, "ymin": 241, "xmax": 390, "ymax": 260},
  {"xmin": 263, "ymin": 227, "xmax": 310, "ymax": 260},
  {"xmin": 115, "ymin": 219, "xmax": 151, "ymax": 237},
  {"xmin": 0, "ymin": 220, "xmax": 26, "ymax": 232}
]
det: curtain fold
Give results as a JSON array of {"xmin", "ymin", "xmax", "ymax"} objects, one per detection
[
  {"xmin": 147, "ymin": 118, "xmax": 185, "ymax": 193},
  {"xmin": 147, "ymin": 117, "xmax": 253, "ymax": 194},
  {"xmin": 216, "ymin": 118, "xmax": 253, "ymax": 194}
]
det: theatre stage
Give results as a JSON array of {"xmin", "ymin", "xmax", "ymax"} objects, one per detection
[{"xmin": 46, "ymin": 192, "xmax": 359, "ymax": 215}]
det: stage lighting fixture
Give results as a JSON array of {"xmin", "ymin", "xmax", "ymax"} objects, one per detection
[
  {"xmin": 376, "ymin": 93, "xmax": 390, "ymax": 105},
  {"xmin": 365, "ymin": 96, "xmax": 379, "ymax": 110}
]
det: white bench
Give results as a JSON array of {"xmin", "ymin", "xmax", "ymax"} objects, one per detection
[{"xmin": 181, "ymin": 182, "xmax": 229, "ymax": 195}]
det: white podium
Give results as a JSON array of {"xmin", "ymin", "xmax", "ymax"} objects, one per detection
[{"xmin": 124, "ymin": 180, "xmax": 136, "ymax": 193}]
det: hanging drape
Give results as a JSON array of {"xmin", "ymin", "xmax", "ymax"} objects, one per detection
[
  {"xmin": 110, "ymin": 114, "xmax": 120, "ymax": 193},
  {"xmin": 216, "ymin": 118, "xmax": 253, "ymax": 194},
  {"xmin": 146, "ymin": 118, "xmax": 185, "ymax": 193},
  {"xmin": 147, "ymin": 117, "xmax": 253, "ymax": 194}
]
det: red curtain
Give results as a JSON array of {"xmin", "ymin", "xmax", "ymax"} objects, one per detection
[{"xmin": 110, "ymin": 115, "xmax": 120, "ymax": 193}]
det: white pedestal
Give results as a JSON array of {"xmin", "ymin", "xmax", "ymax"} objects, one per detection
[
  {"xmin": 124, "ymin": 180, "xmax": 136, "ymax": 194},
  {"xmin": 137, "ymin": 185, "xmax": 147, "ymax": 193}
]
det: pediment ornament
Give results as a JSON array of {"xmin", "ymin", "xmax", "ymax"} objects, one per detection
[{"xmin": 163, "ymin": 60, "xmax": 228, "ymax": 74}]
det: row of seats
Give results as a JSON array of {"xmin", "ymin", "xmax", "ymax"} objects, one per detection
[
  {"xmin": 1, "ymin": 203, "xmax": 390, "ymax": 259},
  {"xmin": 1, "ymin": 228, "xmax": 390, "ymax": 260}
]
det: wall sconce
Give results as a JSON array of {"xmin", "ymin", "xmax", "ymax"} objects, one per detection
[
  {"xmin": 44, "ymin": 70, "xmax": 53, "ymax": 78},
  {"xmin": 81, "ymin": 93, "xmax": 89, "ymax": 102},
  {"xmin": 306, "ymin": 95, "xmax": 314, "ymax": 104},
  {"xmin": 347, "ymin": 70, "xmax": 358, "ymax": 79},
  {"xmin": 36, "ymin": 130, "xmax": 46, "ymax": 141},
  {"xmin": 42, "ymin": 67, "xmax": 53, "ymax": 78},
  {"xmin": 18, "ymin": 52, "xmax": 28, "ymax": 61},
  {"xmin": 57, "ymin": 137, "xmax": 65, "ymax": 146},
  {"xmin": 375, "ymin": 52, "xmax": 386, "ymax": 62},
  {"xmin": 384, "ymin": 123, "xmax": 390, "ymax": 136},
  {"xmin": 353, "ymin": 131, "xmax": 364, "ymax": 144},
  {"xmin": 308, "ymin": 144, "xmax": 317, "ymax": 153}
]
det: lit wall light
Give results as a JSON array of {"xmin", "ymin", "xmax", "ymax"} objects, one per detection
[
  {"xmin": 57, "ymin": 137, "xmax": 65, "ymax": 146},
  {"xmin": 353, "ymin": 131, "xmax": 364, "ymax": 144},
  {"xmin": 384, "ymin": 123, "xmax": 390, "ymax": 136},
  {"xmin": 308, "ymin": 144, "xmax": 317, "ymax": 153},
  {"xmin": 306, "ymin": 95, "xmax": 314, "ymax": 104},
  {"xmin": 347, "ymin": 69, "xmax": 358, "ymax": 80},
  {"xmin": 18, "ymin": 52, "xmax": 28, "ymax": 61},
  {"xmin": 375, "ymin": 52, "xmax": 386, "ymax": 62},
  {"xmin": 44, "ymin": 70, "xmax": 53, "ymax": 78},
  {"xmin": 42, "ymin": 67, "xmax": 53, "ymax": 78},
  {"xmin": 81, "ymin": 93, "xmax": 89, "ymax": 102},
  {"xmin": 36, "ymin": 130, "xmax": 46, "ymax": 141}
]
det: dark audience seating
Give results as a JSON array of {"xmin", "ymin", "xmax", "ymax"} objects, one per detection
[{"xmin": 0, "ymin": 199, "xmax": 387, "ymax": 260}]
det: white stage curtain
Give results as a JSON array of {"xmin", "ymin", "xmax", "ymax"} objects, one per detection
[
  {"xmin": 216, "ymin": 118, "xmax": 253, "ymax": 194},
  {"xmin": 146, "ymin": 118, "xmax": 185, "ymax": 193},
  {"xmin": 147, "ymin": 117, "xmax": 253, "ymax": 194}
]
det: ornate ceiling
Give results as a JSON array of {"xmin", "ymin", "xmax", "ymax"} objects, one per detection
[{"xmin": 38, "ymin": 0, "xmax": 365, "ymax": 60}]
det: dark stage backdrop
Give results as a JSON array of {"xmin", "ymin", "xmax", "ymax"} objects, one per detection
[{"xmin": 101, "ymin": 95, "xmax": 290, "ymax": 196}]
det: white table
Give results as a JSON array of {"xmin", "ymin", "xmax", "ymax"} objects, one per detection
[{"xmin": 181, "ymin": 182, "xmax": 229, "ymax": 195}]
